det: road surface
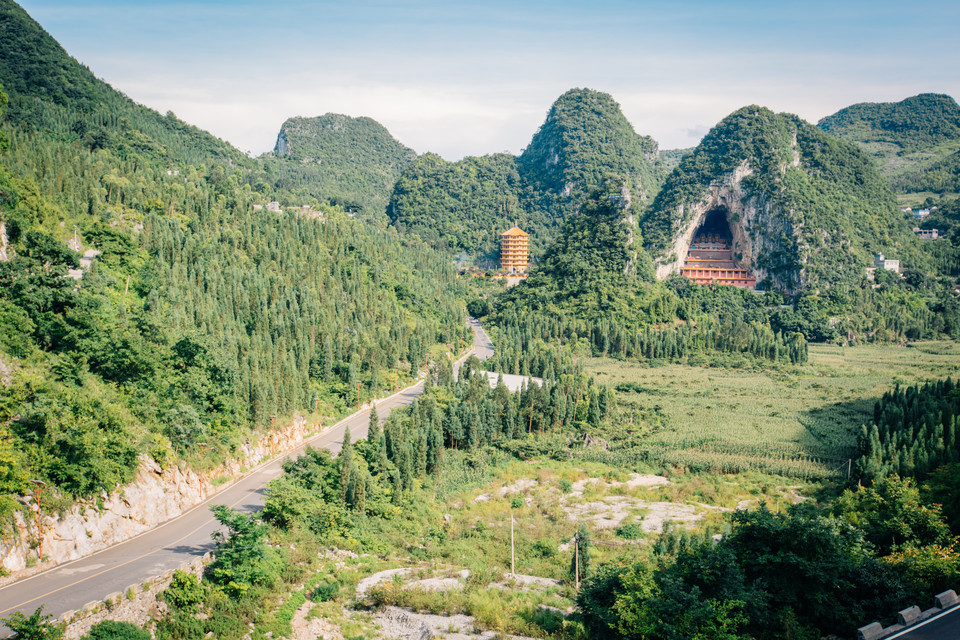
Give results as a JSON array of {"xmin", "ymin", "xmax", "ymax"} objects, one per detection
[
  {"xmin": 0, "ymin": 318, "xmax": 494, "ymax": 630},
  {"xmin": 887, "ymin": 606, "xmax": 960, "ymax": 639}
]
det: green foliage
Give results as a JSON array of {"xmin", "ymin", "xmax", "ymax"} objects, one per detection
[
  {"xmin": 1, "ymin": 606, "xmax": 64, "ymax": 640},
  {"xmin": 162, "ymin": 570, "xmax": 205, "ymax": 612},
  {"xmin": 614, "ymin": 523, "xmax": 643, "ymax": 540},
  {"xmin": 819, "ymin": 93, "xmax": 960, "ymax": 196},
  {"xmin": 264, "ymin": 113, "xmax": 416, "ymax": 216},
  {"xmin": 207, "ymin": 505, "xmax": 280, "ymax": 598},
  {"xmin": 81, "ymin": 621, "xmax": 149, "ymax": 640},
  {"xmin": 832, "ymin": 476, "xmax": 952, "ymax": 553},
  {"xmin": 643, "ymin": 105, "xmax": 920, "ymax": 294},
  {"xmin": 389, "ymin": 152, "xmax": 528, "ymax": 259},
  {"xmin": 388, "ymin": 88, "xmax": 664, "ymax": 260},
  {"xmin": 855, "ymin": 377, "xmax": 960, "ymax": 484},
  {"xmin": 0, "ymin": 0, "xmax": 469, "ymax": 509},
  {"xmin": 580, "ymin": 506, "xmax": 910, "ymax": 640}
]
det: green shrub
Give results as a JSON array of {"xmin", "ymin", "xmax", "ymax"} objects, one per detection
[
  {"xmin": 311, "ymin": 580, "xmax": 340, "ymax": 602},
  {"xmin": 615, "ymin": 522, "xmax": 644, "ymax": 540},
  {"xmin": 0, "ymin": 606, "xmax": 65, "ymax": 640},
  {"xmin": 532, "ymin": 540, "xmax": 557, "ymax": 558},
  {"xmin": 162, "ymin": 570, "xmax": 204, "ymax": 611},
  {"xmin": 83, "ymin": 620, "xmax": 150, "ymax": 640}
]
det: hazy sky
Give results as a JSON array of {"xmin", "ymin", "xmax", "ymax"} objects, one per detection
[{"xmin": 18, "ymin": 0, "xmax": 960, "ymax": 160}]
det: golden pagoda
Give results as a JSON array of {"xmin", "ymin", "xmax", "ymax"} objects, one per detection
[{"xmin": 500, "ymin": 223, "xmax": 529, "ymax": 274}]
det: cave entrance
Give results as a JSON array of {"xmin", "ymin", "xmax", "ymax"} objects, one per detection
[{"xmin": 681, "ymin": 207, "xmax": 756, "ymax": 288}]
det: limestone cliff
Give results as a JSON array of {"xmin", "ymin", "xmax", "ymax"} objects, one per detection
[
  {"xmin": 0, "ymin": 414, "xmax": 319, "ymax": 574},
  {"xmin": 642, "ymin": 106, "xmax": 920, "ymax": 294}
]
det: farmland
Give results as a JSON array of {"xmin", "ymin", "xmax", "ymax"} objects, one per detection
[{"xmin": 583, "ymin": 341, "xmax": 960, "ymax": 479}]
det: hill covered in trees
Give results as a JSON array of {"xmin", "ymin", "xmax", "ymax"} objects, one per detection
[
  {"xmin": 642, "ymin": 105, "xmax": 921, "ymax": 293},
  {"xmin": 818, "ymin": 93, "xmax": 960, "ymax": 199},
  {"xmin": 0, "ymin": 0, "xmax": 467, "ymax": 514},
  {"xmin": 262, "ymin": 113, "xmax": 416, "ymax": 216},
  {"xmin": 387, "ymin": 89, "xmax": 665, "ymax": 263}
]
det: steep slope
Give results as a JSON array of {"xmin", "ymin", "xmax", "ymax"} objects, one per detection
[
  {"xmin": 0, "ymin": 0, "xmax": 468, "ymax": 521},
  {"xmin": 0, "ymin": 0, "xmax": 246, "ymax": 167},
  {"xmin": 387, "ymin": 88, "xmax": 665, "ymax": 261},
  {"xmin": 264, "ymin": 113, "xmax": 416, "ymax": 215},
  {"xmin": 818, "ymin": 93, "xmax": 960, "ymax": 198},
  {"xmin": 517, "ymin": 88, "xmax": 663, "ymax": 208},
  {"xmin": 498, "ymin": 177, "xmax": 654, "ymax": 318},
  {"xmin": 643, "ymin": 105, "xmax": 921, "ymax": 294},
  {"xmin": 388, "ymin": 152, "xmax": 525, "ymax": 260}
]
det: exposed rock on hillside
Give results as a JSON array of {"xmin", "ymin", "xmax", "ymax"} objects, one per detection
[{"xmin": 642, "ymin": 106, "xmax": 920, "ymax": 294}]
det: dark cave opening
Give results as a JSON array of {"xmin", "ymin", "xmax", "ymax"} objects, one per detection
[{"xmin": 681, "ymin": 208, "xmax": 755, "ymax": 288}]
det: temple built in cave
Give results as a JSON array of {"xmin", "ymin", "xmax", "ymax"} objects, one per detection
[{"xmin": 680, "ymin": 208, "xmax": 756, "ymax": 288}]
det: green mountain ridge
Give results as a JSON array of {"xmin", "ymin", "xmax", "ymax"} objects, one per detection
[
  {"xmin": 387, "ymin": 88, "xmax": 665, "ymax": 262},
  {"xmin": 264, "ymin": 113, "xmax": 416, "ymax": 215},
  {"xmin": 818, "ymin": 93, "xmax": 960, "ymax": 199},
  {"xmin": 0, "ymin": 0, "xmax": 467, "ymax": 511}
]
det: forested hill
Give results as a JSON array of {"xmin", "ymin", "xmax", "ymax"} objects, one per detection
[
  {"xmin": 263, "ymin": 113, "xmax": 417, "ymax": 216},
  {"xmin": 0, "ymin": 0, "xmax": 468, "ymax": 516},
  {"xmin": 818, "ymin": 93, "xmax": 960, "ymax": 199},
  {"xmin": 642, "ymin": 105, "xmax": 921, "ymax": 293},
  {"xmin": 0, "ymin": 0, "xmax": 246, "ymax": 168},
  {"xmin": 387, "ymin": 88, "xmax": 665, "ymax": 263}
]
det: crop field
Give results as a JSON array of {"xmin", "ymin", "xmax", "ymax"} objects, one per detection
[{"xmin": 584, "ymin": 341, "xmax": 960, "ymax": 479}]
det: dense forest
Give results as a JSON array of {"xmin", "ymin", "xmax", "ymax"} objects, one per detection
[
  {"xmin": 387, "ymin": 89, "xmax": 665, "ymax": 262},
  {"xmin": 0, "ymin": 0, "xmax": 469, "ymax": 515}
]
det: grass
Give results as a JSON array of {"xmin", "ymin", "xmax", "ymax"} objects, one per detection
[{"xmin": 584, "ymin": 341, "xmax": 960, "ymax": 477}]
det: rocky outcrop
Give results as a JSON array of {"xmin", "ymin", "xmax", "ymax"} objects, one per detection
[
  {"xmin": 0, "ymin": 414, "xmax": 320, "ymax": 574},
  {"xmin": 653, "ymin": 160, "xmax": 801, "ymax": 293},
  {"xmin": 0, "ymin": 222, "xmax": 9, "ymax": 262}
]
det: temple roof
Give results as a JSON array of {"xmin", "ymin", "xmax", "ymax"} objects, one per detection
[{"xmin": 501, "ymin": 226, "xmax": 529, "ymax": 237}]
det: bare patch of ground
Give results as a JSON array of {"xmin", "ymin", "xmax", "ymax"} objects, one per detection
[
  {"xmin": 356, "ymin": 568, "xmax": 412, "ymax": 600},
  {"xmin": 290, "ymin": 599, "xmax": 344, "ymax": 640},
  {"xmin": 373, "ymin": 606, "xmax": 538, "ymax": 640}
]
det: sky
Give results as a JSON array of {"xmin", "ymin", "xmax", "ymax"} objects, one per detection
[{"xmin": 17, "ymin": 0, "xmax": 960, "ymax": 161}]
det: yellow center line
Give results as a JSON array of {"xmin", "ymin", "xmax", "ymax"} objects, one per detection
[
  {"xmin": 0, "ymin": 369, "xmax": 432, "ymax": 617},
  {"xmin": 0, "ymin": 434, "xmax": 341, "ymax": 615}
]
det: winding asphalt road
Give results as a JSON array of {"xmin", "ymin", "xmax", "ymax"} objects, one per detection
[{"xmin": 0, "ymin": 319, "xmax": 494, "ymax": 631}]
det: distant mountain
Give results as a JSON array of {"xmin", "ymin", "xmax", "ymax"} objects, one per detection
[
  {"xmin": 265, "ymin": 113, "xmax": 416, "ymax": 216},
  {"xmin": 818, "ymin": 93, "xmax": 960, "ymax": 198},
  {"xmin": 643, "ymin": 105, "xmax": 921, "ymax": 293},
  {"xmin": 387, "ymin": 88, "xmax": 665, "ymax": 261}
]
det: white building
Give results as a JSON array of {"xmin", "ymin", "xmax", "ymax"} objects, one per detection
[{"xmin": 874, "ymin": 254, "xmax": 900, "ymax": 273}]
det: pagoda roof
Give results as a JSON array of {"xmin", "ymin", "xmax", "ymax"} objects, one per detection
[{"xmin": 501, "ymin": 226, "xmax": 529, "ymax": 237}]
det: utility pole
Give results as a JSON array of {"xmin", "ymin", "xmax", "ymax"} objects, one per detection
[
  {"xmin": 357, "ymin": 380, "xmax": 361, "ymax": 411},
  {"xmin": 30, "ymin": 479, "xmax": 46, "ymax": 561},
  {"xmin": 510, "ymin": 515, "xmax": 515, "ymax": 576},
  {"xmin": 574, "ymin": 532, "xmax": 581, "ymax": 590},
  {"xmin": 197, "ymin": 442, "xmax": 209, "ymax": 486},
  {"xmin": 269, "ymin": 415, "xmax": 277, "ymax": 456}
]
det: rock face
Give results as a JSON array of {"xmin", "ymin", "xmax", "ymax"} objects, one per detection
[
  {"xmin": 0, "ymin": 414, "xmax": 319, "ymax": 573},
  {"xmin": 0, "ymin": 222, "xmax": 9, "ymax": 262},
  {"xmin": 643, "ymin": 105, "xmax": 915, "ymax": 294}
]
